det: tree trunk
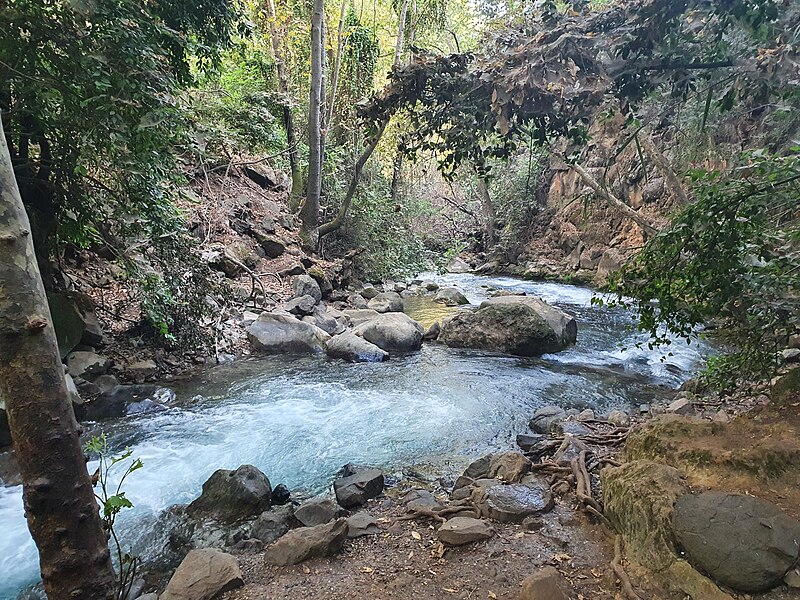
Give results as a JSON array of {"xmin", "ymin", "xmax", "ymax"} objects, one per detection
[
  {"xmin": 638, "ymin": 131, "xmax": 690, "ymax": 205},
  {"xmin": 300, "ymin": 0, "xmax": 325, "ymax": 248},
  {"xmin": 0, "ymin": 121, "xmax": 116, "ymax": 599},
  {"xmin": 265, "ymin": 0, "xmax": 302, "ymax": 205},
  {"xmin": 394, "ymin": 0, "xmax": 410, "ymax": 65},
  {"xmin": 570, "ymin": 160, "xmax": 659, "ymax": 237},
  {"xmin": 319, "ymin": 119, "xmax": 388, "ymax": 237},
  {"xmin": 476, "ymin": 176, "xmax": 497, "ymax": 248},
  {"xmin": 390, "ymin": 150, "xmax": 403, "ymax": 200},
  {"xmin": 326, "ymin": 0, "xmax": 349, "ymax": 130}
]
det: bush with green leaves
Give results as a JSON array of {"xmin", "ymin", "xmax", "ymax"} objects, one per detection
[{"xmin": 606, "ymin": 148, "xmax": 800, "ymax": 389}]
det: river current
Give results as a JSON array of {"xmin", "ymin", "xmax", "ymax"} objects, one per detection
[{"xmin": 0, "ymin": 274, "xmax": 709, "ymax": 598}]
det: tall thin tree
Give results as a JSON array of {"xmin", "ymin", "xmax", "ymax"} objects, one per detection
[
  {"xmin": 300, "ymin": 0, "xmax": 325, "ymax": 247},
  {"xmin": 0, "ymin": 122, "xmax": 116, "ymax": 599}
]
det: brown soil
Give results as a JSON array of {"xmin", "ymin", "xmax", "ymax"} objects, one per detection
[{"xmin": 223, "ymin": 489, "xmax": 642, "ymax": 600}]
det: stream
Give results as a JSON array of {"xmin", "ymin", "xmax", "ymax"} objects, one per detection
[{"xmin": 0, "ymin": 273, "xmax": 710, "ymax": 599}]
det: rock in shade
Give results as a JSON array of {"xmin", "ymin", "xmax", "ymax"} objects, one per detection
[
  {"xmin": 367, "ymin": 291, "xmax": 404, "ymax": 313},
  {"xmin": 271, "ymin": 483, "xmax": 291, "ymax": 505},
  {"xmin": 423, "ymin": 321, "xmax": 441, "ymax": 342},
  {"xmin": 264, "ymin": 518, "xmax": 349, "ymax": 566},
  {"xmin": 516, "ymin": 433, "xmax": 545, "ymax": 452},
  {"xmin": 472, "ymin": 481, "xmax": 554, "ymax": 523},
  {"xmin": 529, "ymin": 405, "xmax": 567, "ymax": 434},
  {"xmin": 65, "ymin": 350, "xmax": 110, "ymax": 379},
  {"xmin": 607, "ymin": 409, "xmax": 631, "ymax": 427},
  {"xmin": 160, "ymin": 548, "xmax": 243, "ymax": 600},
  {"xmin": 188, "ymin": 465, "xmax": 272, "ymax": 523},
  {"xmin": 437, "ymin": 517, "xmax": 494, "ymax": 545},
  {"xmin": 249, "ymin": 504, "xmax": 299, "ymax": 544},
  {"xmin": 246, "ymin": 312, "xmax": 329, "ymax": 354},
  {"xmin": 673, "ymin": 491, "xmax": 800, "ymax": 592},
  {"xmin": 359, "ymin": 285, "xmax": 380, "ymax": 300},
  {"xmin": 326, "ymin": 332, "xmax": 389, "ymax": 363},
  {"xmin": 518, "ymin": 566, "xmax": 571, "ymax": 600},
  {"xmin": 334, "ymin": 464, "xmax": 385, "ymax": 508},
  {"xmin": 293, "ymin": 274, "xmax": 322, "ymax": 302},
  {"xmin": 346, "ymin": 512, "xmax": 381, "ymax": 538},
  {"xmin": 284, "ymin": 295, "xmax": 317, "ymax": 316},
  {"xmin": 295, "ymin": 497, "xmax": 346, "ymax": 527}
]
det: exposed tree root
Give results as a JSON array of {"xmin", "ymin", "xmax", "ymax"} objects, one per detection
[{"xmin": 612, "ymin": 535, "xmax": 643, "ymax": 600}]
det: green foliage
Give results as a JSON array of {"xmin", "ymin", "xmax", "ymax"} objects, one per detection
[
  {"xmin": 0, "ymin": 0, "xmax": 234, "ymax": 254},
  {"xmin": 606, "ymin": 148, "xmax": 800, "ymax": 388},
  {"xmin": 85, "ymin": 434, "xmax": 144, "ymax": 600}
]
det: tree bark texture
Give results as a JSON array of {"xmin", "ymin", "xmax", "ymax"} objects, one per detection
[
  {"xmin": 476, "ymin": 176, "xmax": 497, "ymax": 248},
  {"xmin": 265, "ymin": 0, "xmax": 303, "ymax": 206},
  {"xmin": 300, "ymin": 0, "xmax": 325, "ymax": 247},
  {"xmin": 570, "ymin": 161, "xmax": 658, "ymax": 237},
  {"xmin": 0, "ymin": 121, "xmax": 116, "ymax": 599}
]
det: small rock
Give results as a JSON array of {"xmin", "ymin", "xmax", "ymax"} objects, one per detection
[
  {"xmin": 666, "ymin": 397, "xmax": 694, "ymax": 415},
  {"xmin": 250, "ymin": 504, "xmax": 298, "ymax": 544},
  {"xmin": 263, "ymin": 518, "xmax": 348, "ymax": 566},
  {"xmin": 529, "ymin": 405, "xmax": 567, "ymax": 434},
  {"xmin": 334, "ymin": 464, "xmax": 384, "ymax": 508},
  {"xmin": 576, "ymin": 408, "xmax": 595, "ymax": 421},
  {"xmin": 422, "ymin": 280, "xmax": 439, "ymax": 291},
  {"xmin": 711, "ymin": 410, "xmax": 729, "ymax": 423},
  {"xmin": 553, "ymin": 420, "xmax": 591, "ymax": 436},
  {"xmin": 404, "ymin": 489, "xmax": 441, "ymax": 512},
  {"xmin": 346, "ymin": 512, "xmax": 380, "ymax": 538},
  {"xmin": 295, "ymin": 497, "xmax": 346, "ymax": 527},
  {"xmin": 285, "ymin": 295, "xmax": 317, "ymax": 316},
  {"xmin": 607, "ymin": 409, "xmax": 631, "ymax": 427},
  {"xmin": 279, "ymin": 263, "xmax": 305, "ymax": 277},
  {"xmin": 127, "ymin": 359, "xmax": 158, "ymax": 380},
  {"xmin": 423, "ymin": 321, "xmax": 441, "ymax": 342},
  {"xmin": 785, "ymin": 567, "xmax": 800, "ymax": 588},
  {"xmin": 251, "ymin": 231, "xmax": 286, "ymax": 258},
  {"xmin": 359, "ymin": 285, "xmax": 380, "ymax": 300},
  {"xmin": 348, "ymin": 293, "xmax": 369, "ymax": 309},
  {"xmin": 638, "ymin": 403, "xmax": 651, "ymax": 414},
  {"xmin": 160, "ymin": 548, "xmax": 243, "ymax": 600},
  {"xmin": 518, "ymin": 566, "xmax": 571, "ymax": 600},
  {"xmin": 271, "ymin": 484, "xmax": 291, "ymax": 505},
  {"xmin": 437, "ymin": 517, "xmax": 493, "ymax": 545},
  {"xmin": 782, "ymin": 348, "xmax": 800, "ymax": 363},
  {"xmin": 516, "ymin": 433, "xmax": 545, "ymax": 452}
]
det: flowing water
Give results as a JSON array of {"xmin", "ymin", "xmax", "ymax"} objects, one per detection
[{"xmin": 0, "ymin": 274, "xmax": 710, "ymax": 598}]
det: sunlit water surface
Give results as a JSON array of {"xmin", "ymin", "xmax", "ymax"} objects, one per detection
[{"xmin": 0, "ymin": 274, "xmax": 709, "ymax": 598}]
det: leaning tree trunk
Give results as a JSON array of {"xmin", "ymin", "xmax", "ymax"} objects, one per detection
[
  {"xmin": 0, "ymin": 122, "xmax": 116, "ymax": 598},
  {"xmin": 300, "ymin": 0, "xmax": 324, "ymax": 248}
]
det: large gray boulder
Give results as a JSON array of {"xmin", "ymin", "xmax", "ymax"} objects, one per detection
[
  {"xmin": 247, "ymin": 313, "xmax": 329, "ymax": 354},
  {"xmin": 334, "ymin": 464, "xmax": 385, "ymax": 508},
  {"xmin": 188, "ymin": 465, "xmax": 272, "ymax": 523},
  {"xmin": 481, "ymin": 296, "xmax": 577, "ymax": 345},
  {"xmin": 326, "ymin": 332, "xmax": 389, "ymax": 363},
  {"xmin": 434, "ymin": 287, "xmax": 469, "ymax": 306},
  {"xmin": 263, "ymin": 518, "xmax": 349, "ymax": 566},
  {"xmin": 673, "ymin": 491, "xmax": 800, "ymax": 592},
  {"xmin": 440, "ymin": 296, "xmax": 576, "ymax": 356},
  {"xmin": 352, "ymin": 312, "xmax": 423, "ymax": 353},
  {"xmin": 160, "ymin": 548, "xmax": 243, "ymax": 600},
  {"xmin": 293, "ymin": 274, "xmax": 322, "ymax": 303},
  {"xmin": 47, "ymin": 292, "xmax": 88, "ymax": 358},
  {"xmin": 367, "ymin": 291, "xmax": 404, "ymax": 313}
]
